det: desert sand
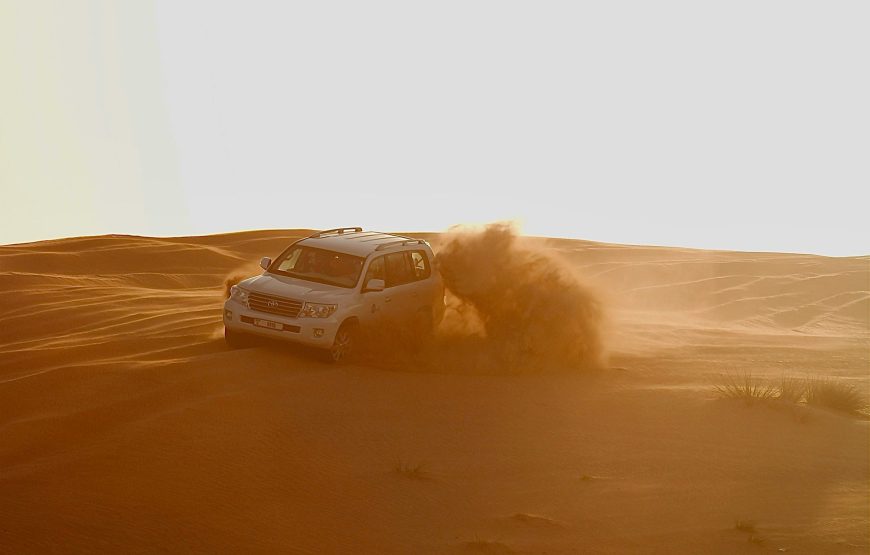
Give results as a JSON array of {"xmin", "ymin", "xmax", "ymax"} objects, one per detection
[{"xmin": 1, "ymin": 229, "xmax": 867, "ymax": 554}]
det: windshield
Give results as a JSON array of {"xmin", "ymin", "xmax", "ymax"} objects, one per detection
[{"xmin": 269, "ymin": 245, "xmax": 365, "ymax": 288}]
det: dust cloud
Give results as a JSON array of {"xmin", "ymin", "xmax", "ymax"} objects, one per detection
[{"xmin": 434, "ymin": 223, "xmax": 605, "ymax": 371}]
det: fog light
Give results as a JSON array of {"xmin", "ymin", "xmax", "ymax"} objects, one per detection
[
  {"xmin": 224, "ymin": 309, "xmax": 233, "ymax": 320},
  {"xmin": 313, "ymin": 328, "xmax": 325, "ymax": 338}
]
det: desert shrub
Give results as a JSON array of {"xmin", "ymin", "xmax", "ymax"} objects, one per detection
[
  {"xmin": 776, "ymin": 376, "xmax": 806, "ymax": 403},
  {"xmin": 714, "ymin": 374, "xmax": 778, "ymax": 402},
  {"xmin": 394, "ymin": 459, "xmax": 430, "ymax": 480},
  {"xmin": 716, "ymin": 374, "xmax": 867, "ymax": 419},
  {"xmin": 734, "ymin": 519, "xmax": 757, "ymax": 533},
  {"xmin": 805, "ymin": 378, "xmax": 868, "ymax": 416}
]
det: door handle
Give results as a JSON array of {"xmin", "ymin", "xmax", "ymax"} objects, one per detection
[{"xmin": 385, "ymin": 297, "xmax": 392, "ymax": 303}]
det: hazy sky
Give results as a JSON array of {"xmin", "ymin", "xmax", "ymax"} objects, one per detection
[{"xmin": 1, "ymin": 1, "xmax": 868, "ymax": 255}]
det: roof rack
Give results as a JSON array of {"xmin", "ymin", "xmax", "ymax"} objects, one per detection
[
  {"xmin": 374, "ymin": 239, "xmax": 428, "ymax": 251},
  {"xmin": 306, "ymin": 227, "xmax": 363, "ymax": 239}
]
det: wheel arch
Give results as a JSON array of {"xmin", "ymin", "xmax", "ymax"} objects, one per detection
[{"xmin": 340, "ymin": 316, "xmax": 361, "ymax": 330}]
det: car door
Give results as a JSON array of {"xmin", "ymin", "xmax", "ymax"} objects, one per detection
[
  {"xmin": 358, "ymin": 255, "xmax": 388, "ymax": 328},
  {"xmin": 382, "ymin": 251, "xmax": 417, "ymax": 325},
  {"xmin": 408, "ymin": 249, "xmax": 436, "ymax": 313}
]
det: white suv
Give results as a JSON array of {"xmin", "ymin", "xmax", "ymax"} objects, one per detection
[{"xmin": 223, "ymin": 228, "xmax": 445, "ymax": 362}]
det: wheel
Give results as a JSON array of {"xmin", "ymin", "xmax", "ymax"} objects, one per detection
[
  {"xmin": 224, "ymin": 327, "xmax": 248, "ymax": 349},
  {"xmin": 323, "ymin": 322, "xmax": 356, "ymax": 363}
]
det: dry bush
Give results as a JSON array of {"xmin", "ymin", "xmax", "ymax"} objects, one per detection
[
  {"xmin": 394, "ymin": 459, "xmax": 430, "ymax": 480},
  {"xmin": 734, "ymin": 519, "xmax": 757, "ymax": 533},
  {"xmin": 715, "ymin": 374, "xmax": 868, "ymax": 419},
  {"xmin": 805, "ymin": 378, "xmax": 868, "ymax": 416},
  {"xmin": 714, "ymin": 374, "xmax": 778, "ymax": 403},
  {"xmin": 775, "ymin": 376, "xmax": 807, "ymax": 403}
]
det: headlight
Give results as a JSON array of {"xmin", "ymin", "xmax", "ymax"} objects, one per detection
[
  {"xmin": 300, "ymin": 302, "xmax": 337, "ymax": 318},
  {"xmin": 230, "ymin": 285, "xmax": 250, "ymax": 306}
]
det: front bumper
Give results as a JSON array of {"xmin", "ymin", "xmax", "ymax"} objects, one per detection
[{"xmin": 223, "ymin": 298, "xmax": 339, "ymax": 348}]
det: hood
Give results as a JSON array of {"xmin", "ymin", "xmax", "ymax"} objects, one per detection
[{"xmin": 239, "ymin": 273, "xmax": 354, "ymax": 301}]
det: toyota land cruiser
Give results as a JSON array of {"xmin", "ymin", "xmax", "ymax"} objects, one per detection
[{"xmin": 223, "ymin": 228, "xmax": 445, "ymax": 362}]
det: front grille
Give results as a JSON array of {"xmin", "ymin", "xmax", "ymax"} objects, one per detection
[{"xmin": 248, "ymin": 291, "xmax": 303, "ymax": 318}]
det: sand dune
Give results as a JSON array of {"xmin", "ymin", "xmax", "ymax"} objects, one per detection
[{"xmin": 1, "ymin": 230, "xmax": 867, "ymax": 553}]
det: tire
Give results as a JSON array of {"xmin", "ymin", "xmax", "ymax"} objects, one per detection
[
  {"xmin": 323, "ymin": 321, "xmax": 356, "ymax": 363},
  {"xmin": 224, "ymin": 327, "xmax": 248, "ymax": 349}
]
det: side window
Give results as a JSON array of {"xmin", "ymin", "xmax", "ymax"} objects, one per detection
[
  {"xmin": 363, "ymin": 256, "xmax": 385, "ymax": 285},
  {"xmin": 410, "ymin": 251, "xmax": 431, "ymax": 280},
  {"xmin": 384, "ymin": 252, "xmax": 413, "ymax": 287}
]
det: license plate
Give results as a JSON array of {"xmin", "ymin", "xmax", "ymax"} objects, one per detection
[{"xmin": 254, "ymin": 318, "xmax": 283, "ymax": 330}]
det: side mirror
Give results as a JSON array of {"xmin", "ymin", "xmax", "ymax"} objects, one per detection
[
  {"xmin": 363, "ymin": 278, "xmax": 385, "ymax": 292},
  {"xmin": 260, "ymin": 256, "xmax": 272, "ymax": 271}
]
